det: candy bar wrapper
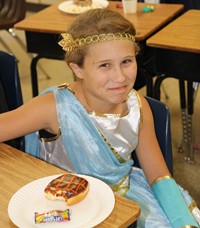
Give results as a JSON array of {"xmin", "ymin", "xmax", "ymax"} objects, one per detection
[{"xmin": 35, "ymin": 209, "xmax": 71, "ymax": 224}]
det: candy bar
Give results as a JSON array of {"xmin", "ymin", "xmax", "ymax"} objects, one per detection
[{"xmin": 35, "ymin": 209, "xmax": 71, "ymax": 224}]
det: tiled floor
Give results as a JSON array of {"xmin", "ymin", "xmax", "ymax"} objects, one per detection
[{"xmin": 0, "ymin": 7, "xmax": 200, "ymax": 205}]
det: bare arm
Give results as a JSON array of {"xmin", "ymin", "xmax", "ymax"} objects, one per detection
[
  {"xmin": 0, "ymin": 92, "xmax": 59, "ymax": 143},
  {"xmin": 135, "ymin": 95, "xmax": 171, "ymax": 185}
]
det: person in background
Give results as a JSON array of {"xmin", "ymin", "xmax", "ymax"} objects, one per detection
[{"xmin": 0, "ymin": 9, "xmax": 199, "ymax": 227}]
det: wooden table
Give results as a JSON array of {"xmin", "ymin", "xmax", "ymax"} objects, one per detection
[
  {"xmin": 15, "ymin": 1, "xmax": 183, "ymax": 96},
  {"xmin": 0, "ymin": 143, "xmax": 140, "ymax": 228},
  {"xmin": 147, "ymin": 10, "xmax": 200, "ymax": 163}
]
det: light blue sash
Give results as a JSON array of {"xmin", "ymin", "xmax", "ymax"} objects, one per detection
[{"xmin": 25, "ymin": 86, "xmax": 133, "ymax": 186}]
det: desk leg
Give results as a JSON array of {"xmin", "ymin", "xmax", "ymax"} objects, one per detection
[
  {"xmin": 186, "ymin": 81, "xmax": 194, "ymax": 163},
  {"xmin": 155, "ymin": 78, "xmax": 195, "ymax": 163},
  {"xmin": 178, "ymin": 80, "xmax": 187, "ymax": 154},
  {"xmin": 141, "ymin": 67, "xmax": 154, "ymax": 97},
  {"xmin": 192, "ymin": 82, "xmax": 200, "ymax": 153},
  {"xmin": 153, "ymin": 74, "xmax": 171, "ymax": 100},
  {"xmin": 31, "ymin": 55, "xmax": 42, "ymax": 97},
  {"xmin": 186, "ymin": 113, "xmax": 193, "ymax": 163},
  {"xmin": 30, "ymin": 53, "xmax": 65, "ymax": 97},
  {"xmin": 178, "ymin": 80, "xmax": 195, "ymax": 163}
]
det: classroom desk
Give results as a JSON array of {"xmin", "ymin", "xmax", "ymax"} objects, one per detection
[
  {"xmin": 147, "ymin": 10, "xmax": 200, "ymax": 163},
  {"xmin": 15, "ymin": 1, "xmax": 183, "ymax": 96},
  {"xmin": 0, "ymin": 143, "xmax": 140, "ymax": 228}
]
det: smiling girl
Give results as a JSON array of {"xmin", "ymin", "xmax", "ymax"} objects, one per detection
[{"xmin": 0, "ymin": 8, "xmax": 199, "ymax": 228}]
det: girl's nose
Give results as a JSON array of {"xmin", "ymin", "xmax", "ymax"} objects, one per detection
[{"xmin": 112, "ymin": 66, "xmax": 126, "ymax": 83}]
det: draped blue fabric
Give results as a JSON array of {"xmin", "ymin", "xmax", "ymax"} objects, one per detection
[{"xmin": 25, "ymin": 86, "xmax": 133, "ymax": 185}]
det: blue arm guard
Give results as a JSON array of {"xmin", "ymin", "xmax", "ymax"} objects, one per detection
[{"xmin": 151, "ymin": 177, "xmax": 199, "ymax": 228}]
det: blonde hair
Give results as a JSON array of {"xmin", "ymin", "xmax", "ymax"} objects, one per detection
[{"xmin": 62, "ymin": 8, "xmax": 138, "ymax": 67}]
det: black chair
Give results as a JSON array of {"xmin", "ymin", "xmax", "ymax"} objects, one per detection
[
  {"xmin": 132, "ymin": 96, "xmax": 173, "ymax": 175},
  {"xmin": 0, "ymin": 0, "xmax": 49, "ymax": 81},
  {"xmin": 0, "ymin": 0, "xmax": 26, "ymax": 50},
  {"xmin": 0, "ymin": 50, "xmax": 25, "ymax": 150},
  {"xmin": 0, "ymin": 0, "xmax": 26, "ymax": 31}
]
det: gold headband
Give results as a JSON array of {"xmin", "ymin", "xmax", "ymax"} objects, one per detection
[{"xmin": 58, "ymin": 32, "xmax": 135, "ymax": 52}]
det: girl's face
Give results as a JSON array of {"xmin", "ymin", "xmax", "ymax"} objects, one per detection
[{"xmin": 70, "ymin": 39, "xmax": 137, "ymax": 112}]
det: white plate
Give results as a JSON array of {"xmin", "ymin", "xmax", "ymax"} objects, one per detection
[
  {"xmin": 8, "ymin": 174, "xmax": 115, "ymax": 228},
  {"xmin": 58, "ymin": 0, "xmax": 109, "ymax": 14}
]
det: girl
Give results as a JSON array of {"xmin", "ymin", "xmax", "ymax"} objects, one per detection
[{"xmin": 0, "ymin": 8, "xmax": 199, "ymax": 227}]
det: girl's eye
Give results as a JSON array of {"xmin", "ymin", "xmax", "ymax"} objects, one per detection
[
  {"xmin": 122, "ymin": 59, "xmax": 133, "ymax": 64},
  {"xmin": 99, "ymin": 63, "xmax": 110, "ymax": 68}
]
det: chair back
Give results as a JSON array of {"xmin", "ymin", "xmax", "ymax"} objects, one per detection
[
  {"xmin": 0, "ymin": 0, "xmax": 26, "ymax": 29},
  {"xmin": 132, "ymin": 96, "xmax": 173, "ymax": 174},
  {"xmin": 0, "ymin": 50, "xmax": 24, "ymax": 150},
  {"xmin": 0, "ymin": 51, "xmax": 23, "ymax": 110}
]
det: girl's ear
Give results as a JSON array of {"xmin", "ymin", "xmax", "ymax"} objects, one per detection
[{"xmin": 69, "ymin": 63, "xmax": 83, "ymax": 79}]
